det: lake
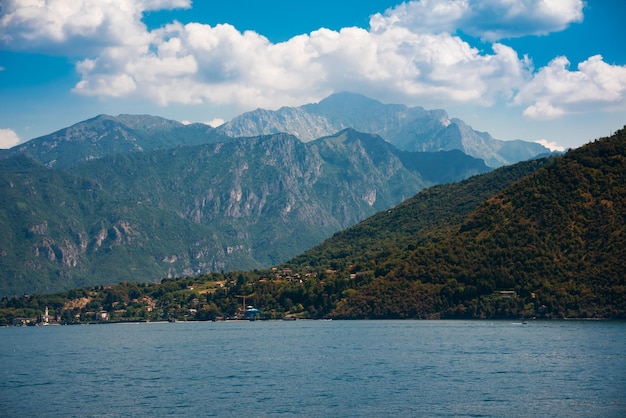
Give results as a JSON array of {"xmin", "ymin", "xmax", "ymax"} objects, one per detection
[{"xmin": 1, "ymin": 320, "xmax": 625, "ymax": 417}]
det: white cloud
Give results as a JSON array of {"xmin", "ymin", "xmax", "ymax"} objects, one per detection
[
  {"xmin": 516, "ymin": 55, "xmax": 626, "ymax": 119},
  {"xmin": 522, "ymin": 100, "xmax": 565, "ymax": 119},
  {"xmin": 370, "ymin": 0, "xmax": 584, "ymax": 41},
  {"xmin": 0, "ymin": 128, "xmax": 21, "ymax": 149},
  {"xmin": 1, "ymin": 0, "xmax": 622, "ymax": 122},
  {"xmin": 535, "ymin": 139, "xmax": 565, "ymax": 152},
  {"xmin": 370, "ymin": 0, "xmax": 467, "ymax": 35},
  {"xmin": 205, "ymin": 118, "xmax": 225, "ymax": 128},
  {"xmin": 0, "ymin": 0, "xmax": 190, "ymax": 53},
  {"xmin": 68, "ymin": 16, "xmax": 533, "ymax": 110}
]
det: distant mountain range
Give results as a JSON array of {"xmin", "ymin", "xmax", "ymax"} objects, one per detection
[
  {"xmin": 6, "ymin": 114, "xmax": 225, "ymax": 169},
  {"xmin": 0, "ymin": 126, "xmax": 488, "ymax": 296},
  {"xmin": 0, "ymin": 92, "xmax": 557, "ymax": 297},
  {"xmin": 4, "ymin": 128, "xmax": 622, "ymax": 323},
  {"xmin": 4, "ymin": 92, "xmax": 553, "ymax": 169},
  {"xmin": 218, "ymin": 92, "xmax": 552, "ymax": 167}
]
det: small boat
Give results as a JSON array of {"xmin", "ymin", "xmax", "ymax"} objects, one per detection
[{"xmin": 245, "ymin": 306, "xmax": 262, "ymax": 320}]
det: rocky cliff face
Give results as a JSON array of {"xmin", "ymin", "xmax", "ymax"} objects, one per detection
[
  {"xmin": 82, "ymin": 130, "xmax": 488, "ymax": 232},
  {"xmin": 4, "ymin": 93, "xmax": 552, "ymax": 170},
  {"xmin": 217, "ymin": 107, "xmax": 336, "ymax": 142},
  {"xmin": 218, "ymin": 92, "xmax": 551, "ymax": 167},
  {"xmin": 0, "ymin": 130, "xmax": 489, "ymax": 296}
]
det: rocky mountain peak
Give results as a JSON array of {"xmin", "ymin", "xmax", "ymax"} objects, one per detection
[{"xmin": 217, "ymin": 92, "xmax": 551, "ymax": 167}]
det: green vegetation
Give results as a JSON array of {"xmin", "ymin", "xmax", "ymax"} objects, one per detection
[
  {"xmin": 1, "ymin": 127, "xmax": 487, "ymax": 297},
  {"xmin": 2, "ymin": 126, "xmax": 624, "ymax": 323},
  {"xmin": 313, "ymin": 128, "xmax": 626, "ymax": 319},
  {"xmin": 0, "ymin": 155, "xmax": 239, "ymax": 296}
]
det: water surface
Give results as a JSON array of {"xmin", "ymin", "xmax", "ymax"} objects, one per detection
[{"xmin": 1, "ymin": 320, "xmax": 625, "ymax": 417}]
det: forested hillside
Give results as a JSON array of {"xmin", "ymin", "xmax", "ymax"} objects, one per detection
[
  {"xmin": 0, "ymin": 144, "xmax": 554, "ymax": 324},
  {"xmin": 3, "ymin": 128, "xmax": 623, "ymax": 324},
  {"xmin": 0, "ymin": 155, "xmax": 230, "ymax": 296},
  {"xmin": 326, "ymin": 129, "xmax": 626, "ymax": 319},
  {"xmin": 0, "ymin": 129, "xmax": 487, "ymax": 297},
  {"xmin": 285, "ymin": 157, "xmax": 553, "ymax": 272}
]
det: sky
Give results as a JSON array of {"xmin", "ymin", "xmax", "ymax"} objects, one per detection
[{"xmin": 0, "ymin": 0, "xmax": 625, "ymax": 151}]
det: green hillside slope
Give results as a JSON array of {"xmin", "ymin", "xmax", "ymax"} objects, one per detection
[
  {"xmin": 4, "ymin": 129, "xmax": 622, "ymax": 323},
  {"xmin": 285, "ymin": 157, "xmax": 552, "ymax": 273},
  {"xmin": 0, "ymin": 141, "xmax": 551, "ymax": 323},
  {"xmin": 0, "ymin": 156, "xmax": 241, "ymax": 296},
  {"xmin": 0, "ymin": 129, "xmax": 487, "ymax": 297},
  {"xmin": 330, "ymin": 129, "xmax": 626, "ymax": 319}
]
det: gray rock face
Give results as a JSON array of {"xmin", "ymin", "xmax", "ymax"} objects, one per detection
[{"xmin": 219, "ymin": 92, "xmax": 551, "ymax": 167}]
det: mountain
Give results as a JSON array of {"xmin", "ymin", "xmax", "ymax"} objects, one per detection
[
  {"xmin": 6, "ymin": 128, "xmax": 621, "ymax": 322},
  {"xmin": 6, "ymin": 114, "xmax": 224, "ymax": 169},
  {"xmin": 0, "ymin": 152, "xmax": 553, "ymax": 324},
  {"xmin": 4, "ymin": 94, "xmax": 551, "ymax": 169},
  {"xmin": 285, "ymin": 157, "xmax": 555, "ymax": 273},
  {"xmin": 218, "ymin": 92, "xmax": 552, "ymax": 167},
  {"xmin": 0, "ymin": 155, "xmax": 235, "ymax": 296},
  {"xmin": 0, "ymin": 129, "xmax": 488, "ymax": 297},
  {"xmin": 285, "ymin": 127, "xmax": 626, "ymax": 319}
]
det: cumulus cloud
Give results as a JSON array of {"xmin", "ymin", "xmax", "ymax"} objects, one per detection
[
  {"xmin": 516, "ymin": 55, "xmax": 626, "ymax": 119},
  {"xmin": 0, "ymin": 0, "xmax": 190, "ymax": 53},
  {"xmin": 370, "ymin": 0, "xmax": 584, "ymax": 41},
  {"xmin": 205, "ymin": 118, "xmax": 225, "ymax": 127},
  {"xmin": 1, "ymin": 0, "xmax": 623, "ymax": 121},
  {"xmin": 535, "ymin": 139, "xmax": 565, "ymax": 152},
  {"xmin": 0, "ymin": 128, "xmax": 21, "ymax": 149},
  {"xmin": 522, "ymin": 100, "xmax": 565, "ymax": 119},
  {"xmin": 69, "ymin": 14, "xmax": 534, "ymax": 110}
]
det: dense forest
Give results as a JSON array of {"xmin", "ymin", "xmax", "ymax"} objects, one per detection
[
  {"xmin": 1, "ymin": 127, "xmax": 624, "ymax": 325},
  {"xmin": 322, "ymin": 128, "xmax": 626, "ymax": 319}
]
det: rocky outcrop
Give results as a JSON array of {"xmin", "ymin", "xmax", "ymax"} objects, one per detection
[{"xmin": 218, "ymin": 92, "xmax": 552, "ymax": 167}]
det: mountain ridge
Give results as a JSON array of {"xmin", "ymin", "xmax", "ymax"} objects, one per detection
[
  {"xmin": 0, "ymin": 129, "xmax": 488, "ymax": 296},
  {"xmin": 0, "ymin": 93, "xmax": 566, "ymax": 298},
  {"xmin": 218, "ymin": 92, "xmax": 552, "ymax": 167},
  {"xmin": 6, "ymin": 114, "xmax": 224, "ymax": 168},
  {"xmin": 2, "ymin": 128, "xmax": 621, "ymax": 322},
  {"xmin": 300, "ymin": 128, "xmax": 626, "ymax": 319},
  {"xmin": 3, "ymin": 92, "xmax": 553, "ymax": 169}
]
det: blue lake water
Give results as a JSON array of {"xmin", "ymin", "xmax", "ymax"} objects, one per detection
[{"xmin": 1, "ymin": 320, "xmax": 625, "ymax": 417}]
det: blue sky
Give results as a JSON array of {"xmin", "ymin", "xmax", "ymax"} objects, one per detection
[{"xmin": 1, "ymin": 0, "xmax": 625, "ymax": 151}]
